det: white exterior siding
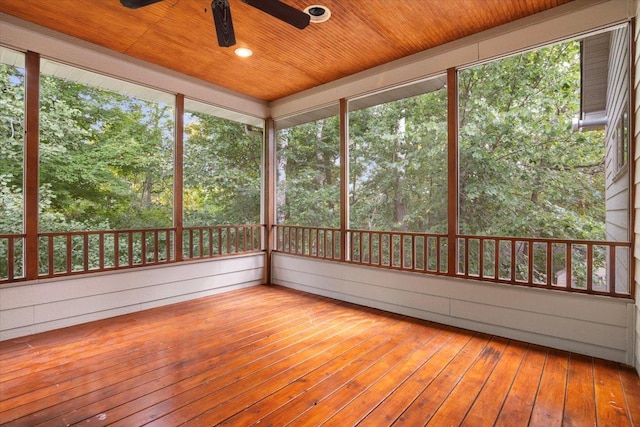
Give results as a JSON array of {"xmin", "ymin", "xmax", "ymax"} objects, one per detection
[
  {"xmin": 272, "ymin": 253, "xmax": 635, "ymax": 364},
  {"xmin": 634, "ymin": 0, "xmax": 640, "ymax": 374},
  {"xmin": 605, "ymin": 26, "xmax": 631, "ymax": 294},
  {"xmin": 0, "ymin": 254, "xmax": 264, "ymax": 341}
]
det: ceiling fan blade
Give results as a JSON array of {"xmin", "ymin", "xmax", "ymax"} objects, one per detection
[
  {"xmin": 212, "ymin": 0, "xmax": 236, "ymax": 47},
  {"xmin": 120, "ymin": 0, "xmax": 164, "ymax": 9},
  {"xmin": 242, "ymin": 0, "xmax": 310, "ymax": 30}
]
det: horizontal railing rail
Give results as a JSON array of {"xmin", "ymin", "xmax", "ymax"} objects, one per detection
[
  {"xmin": 273, "ymin": 226, "xmax": 632, "ymax": 298},
  {"xmin": 0, "ymin": 233, "xmax": 26, "ymax": 283},
  {"xmin": 183, "ymin": 224, "xmax": 264, "ymax": 260}
]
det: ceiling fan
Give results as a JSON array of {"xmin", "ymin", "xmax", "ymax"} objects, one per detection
[{"xmin": 120, "ymin": 0, "xmax": 310, "ymax": 47}]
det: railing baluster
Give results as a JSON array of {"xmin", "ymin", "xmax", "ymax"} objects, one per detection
[
  {"xmin": 609, "ymin": 246, "xmax": 616, "ymax": 295},
  {"xmin": 322, "ymin": 229, "xmax": 327, "ymax": 259},
  {"xmin": 8, "ymin": 237, "xmax": 15, "ymax": 281},
  {"xmin": 99, "ymin": 232, "xmax": 105, "ymax": 270},
  {"xmin": 83, "ymin": 233, "xmax": 89, "ymax": 271},
  {"xmin": 128, "ymin": 231, "xmax": 134, "ymax": 266},
  {"xmin": 494, "ymin": 240, "xmax": 499, "ymax": 281},
  {"xmin": 66, "ymin": 234, "xmax": 72, "ymax": 274},
  {"xmin": 478, "ymin": 237, "xmax": 484, "ymax": 279},
  {"xmin": 566, "ymin": 243, "xmax": 572, "ymax": 289},
  {"xmin": 436, "ymin": 236, "xmax": 442, "ymax": 273},
  {"xmin": 546, "ymin": 241, "xmax": 552, "ymax": 287},
  {"xmin": 243, "ymin": 226, "xmax": 247, "ymax": 253},
  {"xmin": 510, "ymin": 239, "xmax": 516, "ymax": 283},
  {"xmin": 586, "ymin": 243, "xmax": 593, "ymax": 292},
  {"xmin": 154, "ymin": 230, "xmax": 159, "ymax": 263},
  {"xmin": 464, "ymin": 236, "xmax": 469, "ymax": 277},
  {"xmin": 141, "ymin": 231, "xmax": 147, "ymax": 265},
  {"xmin": 528, "ymin": 240, "xmax": 533, "ymax": 285},
  {"xmin": 114, "ymin": 232, "xmax": 120, "ymax": 268}
]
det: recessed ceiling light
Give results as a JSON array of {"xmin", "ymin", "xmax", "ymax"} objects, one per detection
[
  {"xmin": 304, "ymin": 4, "xmax": 331, "ymax": 23},
  {"xmin": 234, "ymin": 47, "xmax": 253, "ymax": 58}
]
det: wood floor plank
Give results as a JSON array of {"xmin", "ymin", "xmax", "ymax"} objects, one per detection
[
  {"xmin": 494, "ymin": 345, "xmax": 548, "ymax": 426},
  {"xmin": 32, "ymin": 301, "xmax": 354, "ymax": 426},
  {"xmin": 594, "ymin": 358, "xmax": 632, "ymax": 427},
  {"xmin": 562, "ymin": 353, "xmax": 596, "ymax": 427},
  {"xmin": 214, "ymin": 319, "xmax": 408, "ymax": 426},
  {"xmin": 320, "ymin": 325, "xmax": 456, "ymax": 426},
  {"xmin": 254, "ymin": 321, "xmax": 434, "ymax": 427},
  {"xmin": 148, "ymin": 316, "xmax": 391, "ymax": 426},
  {"xmin": 426, "ymin": 336, "xmax": 509, "ymax": 426},
  {"xmin": 2, "ymin": 296, "xmax": 334, "ymax": 425},
  {"xmin": 460, "ymin": 340, "xmax": 528, "ymax": 427},
  {"xmin": 389, "ymin": 333, "xmax": 491, "ymax": 425},
  {"xmin": 0, "ymin": 285, "xmax": 638, "ymax": 427},
  {"xmin": 2, "ymin": 294, "xmax": 339, "ymax": 424},
  {"xmin": 181, "ymin": 317, "xmax": 417, "ymax": 426},
  {"xmin": 529, "ymin": 348, "xmax": 569, "ymax": 427},
  {"xmin": 357, "ymin": 328, "xmax": 474, "ymax": 426},
  {"xmin": 288, "ymin": 325, "xmax": 446, "ymax": 426},
  {"xmin": 106, "ymin": 308, "xmax": 378, "ymax": 426},
  {"xmin": 619, "ymin": 364, "xmax": 640, "ymax": 426}
]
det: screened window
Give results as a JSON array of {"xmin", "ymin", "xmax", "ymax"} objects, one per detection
[
  {"xmin": 457, "ymin": 26, "xmax": 630, "ymax": 293},
  {"xmin": 349, "ymin": 77, "xmax": 448, "ymax": 232},
  {"xmin": 0, "ymin": 47, "xmax": 25, "ymax": 281},
  {"xmin": 183, "ymin": 99, "xmax": 262, "ymax": 226},
  {"xmin": 38, "ymin": 59, "xmax": 175, "ymax": 232},
  {"xmin": 0, "ymin": 47, "xmax": 25, "ymax": 235},
  {"xmin": 458, "ymin": 37, "xmax": 609, "ymax": 241},
  {"xmin": 275, "ymin": 106, "xmax": 340, "ymax": 227}
]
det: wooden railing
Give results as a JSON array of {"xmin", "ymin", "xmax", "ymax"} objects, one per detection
[
  {"xmin": 349, "ymin": 229, "xmax": 449, "ymax": 275},
  {"xmin": 37, "ymin": 228, "xmax": 175, "ymax": 279},
  {"xmin": 273, "ymin": 226, "xmax": 632, "ymax": 298},
  {"xmin": 0, "ymin": 225, "xmax": 264, "ymax": 283},
  {"xmin": 275, "ymin": 225, "xmax": 342, "ymax": 261},
  {"xmin": 455, "ymin": 234, "xmax": 631, "ymax": 297},
  {"xmin": 0, "ymin": 233, "xmax": 25, "ymax": 282},
  {"xmin": 183, "ymin": 224, "xmax": 263, "ymax": 260}
]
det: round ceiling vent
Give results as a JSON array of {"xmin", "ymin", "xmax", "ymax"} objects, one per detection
[{"xmin": 304, "ymin": 5, "xmax": 331, "ymax": 23}]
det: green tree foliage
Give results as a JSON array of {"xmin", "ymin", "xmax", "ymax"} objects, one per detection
[
  {"xmin": 0, "ymin": 63, "xmax": 25, "ymax": 234},
  {"xmin": 349, "ymin": 88, "xmax": 448, "ymax": 232},
  {"xmin": 276, "ymin": 116, "xmax": 340, "ymax": 227},
  {"xmin": 183, "ymin": 113, "xmax": 261, "ymax": 226},
  {"xmin": 38, "ymin": 75, "xmax": 175, "ymax": 231},
  {"xmin": 458, "ymin": 41, "xmax": 605, "ymax": 240}
]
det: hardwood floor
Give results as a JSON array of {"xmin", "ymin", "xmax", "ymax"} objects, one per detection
[{"xmin": 1, "ymin": 284, "xmax": 639, "ymax": 426}]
